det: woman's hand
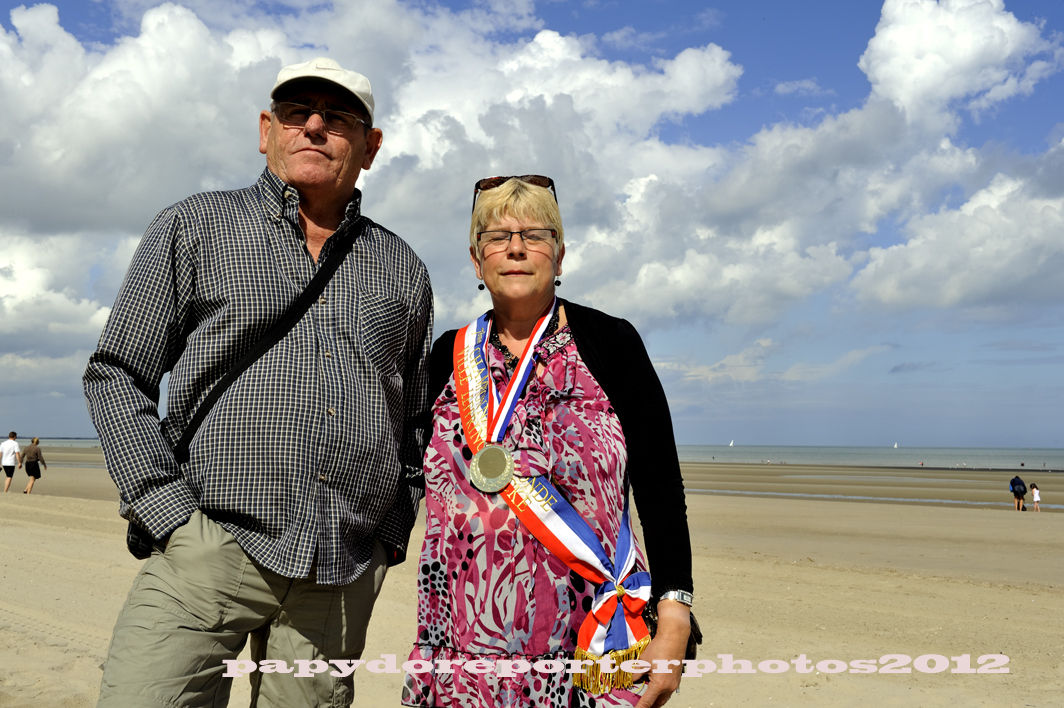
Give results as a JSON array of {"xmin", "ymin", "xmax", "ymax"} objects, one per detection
[{"xmin": 633, "ymin": 599, "xmax": 691, "ymax": 708}]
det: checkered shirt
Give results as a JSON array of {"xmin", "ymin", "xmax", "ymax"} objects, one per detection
[{"xmin": 84, "ymin": 169, "xmax": 433, "ymax": 584}]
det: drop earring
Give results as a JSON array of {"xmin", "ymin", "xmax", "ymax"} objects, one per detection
[
  {"xmin": 478, "ymin": 282, "xmax": 485, "ymax": 291},
  {"xmin": 554, "ymin": 279, "xmax": 561, "ymax": 286}
]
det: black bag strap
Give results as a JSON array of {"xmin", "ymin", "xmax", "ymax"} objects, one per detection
[{"xmin": 173, "ymin": 215, "xmax": 367, "ymax": 464}]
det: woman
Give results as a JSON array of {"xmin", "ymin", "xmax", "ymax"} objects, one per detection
[
  {"xmin": 402, "ymin": 176, "xmax": 694, "ymax": 707},
  {"xmin": 22, "ymin": 437, "xmax": 47, "ymax": 494}
]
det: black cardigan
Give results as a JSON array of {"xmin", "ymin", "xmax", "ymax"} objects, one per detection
[{"xmin": 428, "ymin": 299, "xmax": 693, "ymax": 596}]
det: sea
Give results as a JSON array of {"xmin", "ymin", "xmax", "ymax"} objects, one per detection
[
  {"xmin": 41, "ymin": 437, "xmax": 1064, "ymax": 471},
  {"xmin": 677, "ymin": 444, "xmax": 1064, "ymax": 471}
]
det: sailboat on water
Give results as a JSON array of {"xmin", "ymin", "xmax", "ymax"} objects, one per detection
[{"xmin": 729, "ymin": 440, "xmax": 734, "ymax": 447}]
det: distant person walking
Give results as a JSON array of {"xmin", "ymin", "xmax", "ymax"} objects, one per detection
[
  {"xmin": 22, "ymin": 437, "xmax": 47, "ymax": 494},
  {"xmin": 1, "ymin": 431, "xmax": 21, "ymax": 493},
  {"xmin": 1009, "ymin": 475, "xmax": 1027, "ymax": 511},
  {"xmin": 1030, "ymin": 482, "xmax": 1040, "ymax": 512}
]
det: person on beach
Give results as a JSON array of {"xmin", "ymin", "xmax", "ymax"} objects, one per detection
[
  {"xmin": 21, "ymin": 437, "xmax": 46, "ymax": 494},
  {"xmin": 401, "ymin": 176, "xmax": 693, "ymax": 708},
  {"xmin": 1030, "ymin": 483, "xmax": 1040, "ymax": 512},
  {"xmin": 1009, "ymin": 475, "xmax": 1027, "ymax": 511},
  {"xmin": 1, "ymin": 431, "xmax": 21, "ymax": 493},
  {"xmin": 83, "ymin": 57, "xmax": 433, "ymax": 707}
]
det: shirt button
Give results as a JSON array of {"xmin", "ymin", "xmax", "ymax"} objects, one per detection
[
  {"xmin": 324, "ymin": 351, "xmax": 332, "ymax": 359},
  {"xmin": 318, "ymin": 295, "xmax": 327, "ymax": 305},
  {"xmin": 327, "ymin": 407, "xmax": 336, "ymax": 416},
  {"xmin": 319, "ymin": 473, "xmax": 328, "ymax": 482}
]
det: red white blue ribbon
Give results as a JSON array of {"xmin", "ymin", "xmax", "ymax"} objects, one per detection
[
  {"xmin": 454, "ymin": 299, "xmax": 556, "ymax": 451},
  {"xmin": 452, "ymin": 301, "xmax": 651, "ymax": 674},
  {"xmin": 486, "ymin": 300, "xmax": 556, "ymax": 443},
  {"xmin": 502, "ymin": 475, "xmax": 651, "ymax": 657}
]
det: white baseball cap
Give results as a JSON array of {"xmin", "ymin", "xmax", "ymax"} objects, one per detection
[{"xmin": 271, "ymin": 57, "xmax": 374, "ymax": 122}]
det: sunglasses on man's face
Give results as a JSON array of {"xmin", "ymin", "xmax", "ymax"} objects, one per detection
[
  {"xmin": 272, "ymin": 101, "xmax": 370, "ymax": 135},
  {"xmin": 471, "ymin": 175, "xmax": 557, "ymax": 213}
]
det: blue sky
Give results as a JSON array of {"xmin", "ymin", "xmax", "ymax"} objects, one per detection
[{"xmin": 1, "ymin": 0, "xmax": 1063, "ymax": 447}]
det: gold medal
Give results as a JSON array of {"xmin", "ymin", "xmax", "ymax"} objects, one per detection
[{"xmin": 469, "ymin": 444, "xmax": 514, "ymax": 493}]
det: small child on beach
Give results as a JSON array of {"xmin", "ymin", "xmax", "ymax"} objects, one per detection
[{"xmin": 1030, "ymin": 483, "xmax": 1040, "ymax": 512}]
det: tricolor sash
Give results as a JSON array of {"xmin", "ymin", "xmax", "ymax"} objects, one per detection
[{"xmin": 452, "ymin": 302, "xmax": 652, "ymax": 693}]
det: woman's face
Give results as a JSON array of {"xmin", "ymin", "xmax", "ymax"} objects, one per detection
[{"xmin": 471, "ymin": 212, "xmax": 564, "ymax": 308}]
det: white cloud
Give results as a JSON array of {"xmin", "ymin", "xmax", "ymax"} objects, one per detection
[
  {"xmin": 859, "ymin": 0, "xmax": 1064, "ymax": 124},
  {"xmin": 659, "ymin": 340, "xmax": 889, "ymax": 386},
  {"xmin": 780, "ymin": 345, "xmax": 890, "ymax": 382},
  {"xmin": 1, "ymin": 4, "xmax": 278, "ymax": 235},
  {"xmin": 774, "ymin": 78, "xmax": 831, "ymax": 96},
  {"xmin": 601, "ymin": 26, "xmax": 665, "ymax": 52},
  {"xmin": 852, "ymin": 171, "xmax": 1064, "ymax": 310},
  {"xmin": 562, "ymin": 97, "xmax": 991, "ymax": 327},
  {"xmin": 387, "ymin": 28, "xmax": 741, "ymax": 156},
  {"xmin": 694, "ymin": 8, "xmax": 723, "ymax": 31},
  {"xmin": 0, "ymin": 231, "xmax": 117, "ymax": 354},
  {"xmin": 658, "ymin": 339, "xmax": 775, "ymax": 384},
  {"xmin": 0, "ymin": 351, "xmax": 93, "ymax": 396}
]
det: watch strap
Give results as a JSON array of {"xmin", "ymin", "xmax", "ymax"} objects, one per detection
[{"xmin": 659, "ymin": 589, "xmax": 694, "ymax": 607}]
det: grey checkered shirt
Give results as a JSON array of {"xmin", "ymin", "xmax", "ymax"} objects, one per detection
[{"xmin": 84, "ymin": 168, "xmax": 433, "ymax": 584}]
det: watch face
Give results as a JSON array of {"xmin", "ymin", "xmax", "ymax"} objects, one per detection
[{"xmin": 661, "ymin": 590, "xmax": 694, "ymax": 606}]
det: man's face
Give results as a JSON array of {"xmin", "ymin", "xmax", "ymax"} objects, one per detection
[{"xmin": 258, "ymin": 83, "xmax": 382, "ymax": 201}]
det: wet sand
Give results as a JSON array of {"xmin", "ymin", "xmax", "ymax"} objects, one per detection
[
  {"xmin": 681, "ymin": 461, "xmax": 1060, "ymax": 510},
  {"xmin": 1, "ymin": 449, "xmax": 1061, "ymax": 706}
]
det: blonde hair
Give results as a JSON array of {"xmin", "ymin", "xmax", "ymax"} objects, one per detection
[
  {"xmin": 31, "ymin": 437, "xmax": 39, "ymax": 445},
  {"xmin": 469, "ymin": 178, "xmax": 564, "ymax": 255}
]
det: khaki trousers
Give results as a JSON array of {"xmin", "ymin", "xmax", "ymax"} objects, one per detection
[{"xmin": 98, "ymin": 510, "xmax": 387, "ymax": 707}]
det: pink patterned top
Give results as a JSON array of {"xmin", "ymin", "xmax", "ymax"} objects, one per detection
[{"xmin": 402, "ymin": 325, "xmax": 647, "ymax": 707}]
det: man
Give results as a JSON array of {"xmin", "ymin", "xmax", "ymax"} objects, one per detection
[
  {"xmin": 83, "ymin": 58, "xmax": 433, "ymax": 706},
  {"xmin": 1, "ymin": 431, "xmax": 21, "ymax": 493}
]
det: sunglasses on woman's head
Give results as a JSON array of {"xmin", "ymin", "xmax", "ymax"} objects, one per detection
[{"xmin": 471, "ymin": 175, "xmax": 557, "ymax": 213}]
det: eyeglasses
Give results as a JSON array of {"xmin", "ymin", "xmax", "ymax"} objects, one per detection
[
  {"xmin": 272, "ymin": 101, "xmax": 369, "ymax": 134},
  {"xmin": 471, "ymin": 175, "xmax": 557, "ymax": 213},
  {"xmin": 477, "ymin": 229, "xmax": 557, "ymax": 256}
]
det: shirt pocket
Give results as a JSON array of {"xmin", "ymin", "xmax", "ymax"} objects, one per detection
[{"xmin": 357, "ymin": 294, "xmax": 409, "ymax": 376}]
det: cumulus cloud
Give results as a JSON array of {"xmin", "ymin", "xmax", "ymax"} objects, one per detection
[
  {"xmin": 0, "ymin": 232, "xmax": 120, "ymax": 353},
  {"xmin": 0, "ymin": 351, "xmax": 92, "ymax": 396},
  {"xmin": 387, "ymin": 28, "xmax": 741, "ymax": 151},
  {"xmin": 859, "ymin": 0, "xmax": 1064, "ymax": 123},
  {"xmin": 2, "ymin": 0, "xmax": 1064, "ymax": 436},
  {"xmin": 1, "ymin": 4, "xmax": 279, "ymax": 235},
  {"xmin": 851, "ymin": 171, "xmax": 1064, "ymax": 310}
]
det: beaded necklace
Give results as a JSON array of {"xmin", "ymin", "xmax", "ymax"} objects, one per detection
[{"xmin": 489, "ymin": 306, "xmax": 561, "ymax": 372}]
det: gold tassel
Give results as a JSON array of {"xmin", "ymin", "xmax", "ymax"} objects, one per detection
[{"xmin": 572, "ymin": 636, "xmax": 651, "ymax": 694}]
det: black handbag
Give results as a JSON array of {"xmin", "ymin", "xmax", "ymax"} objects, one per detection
[
  {"xmin": 642, "ymin": 600, "xmax": 703, "ymax": 660},
  {"xmin": 125, "ymin": 217, "xmax": 368, "ymax": 559}
]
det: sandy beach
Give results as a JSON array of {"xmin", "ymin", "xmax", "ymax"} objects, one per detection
[{"xmin": 1, "ymin": 448, "xmax": 1061, "ymax": 707}]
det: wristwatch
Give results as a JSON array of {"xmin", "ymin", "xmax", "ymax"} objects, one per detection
[{"xmin": 658, "ymin": 590, "xmax": 695, "ymax": 607}]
